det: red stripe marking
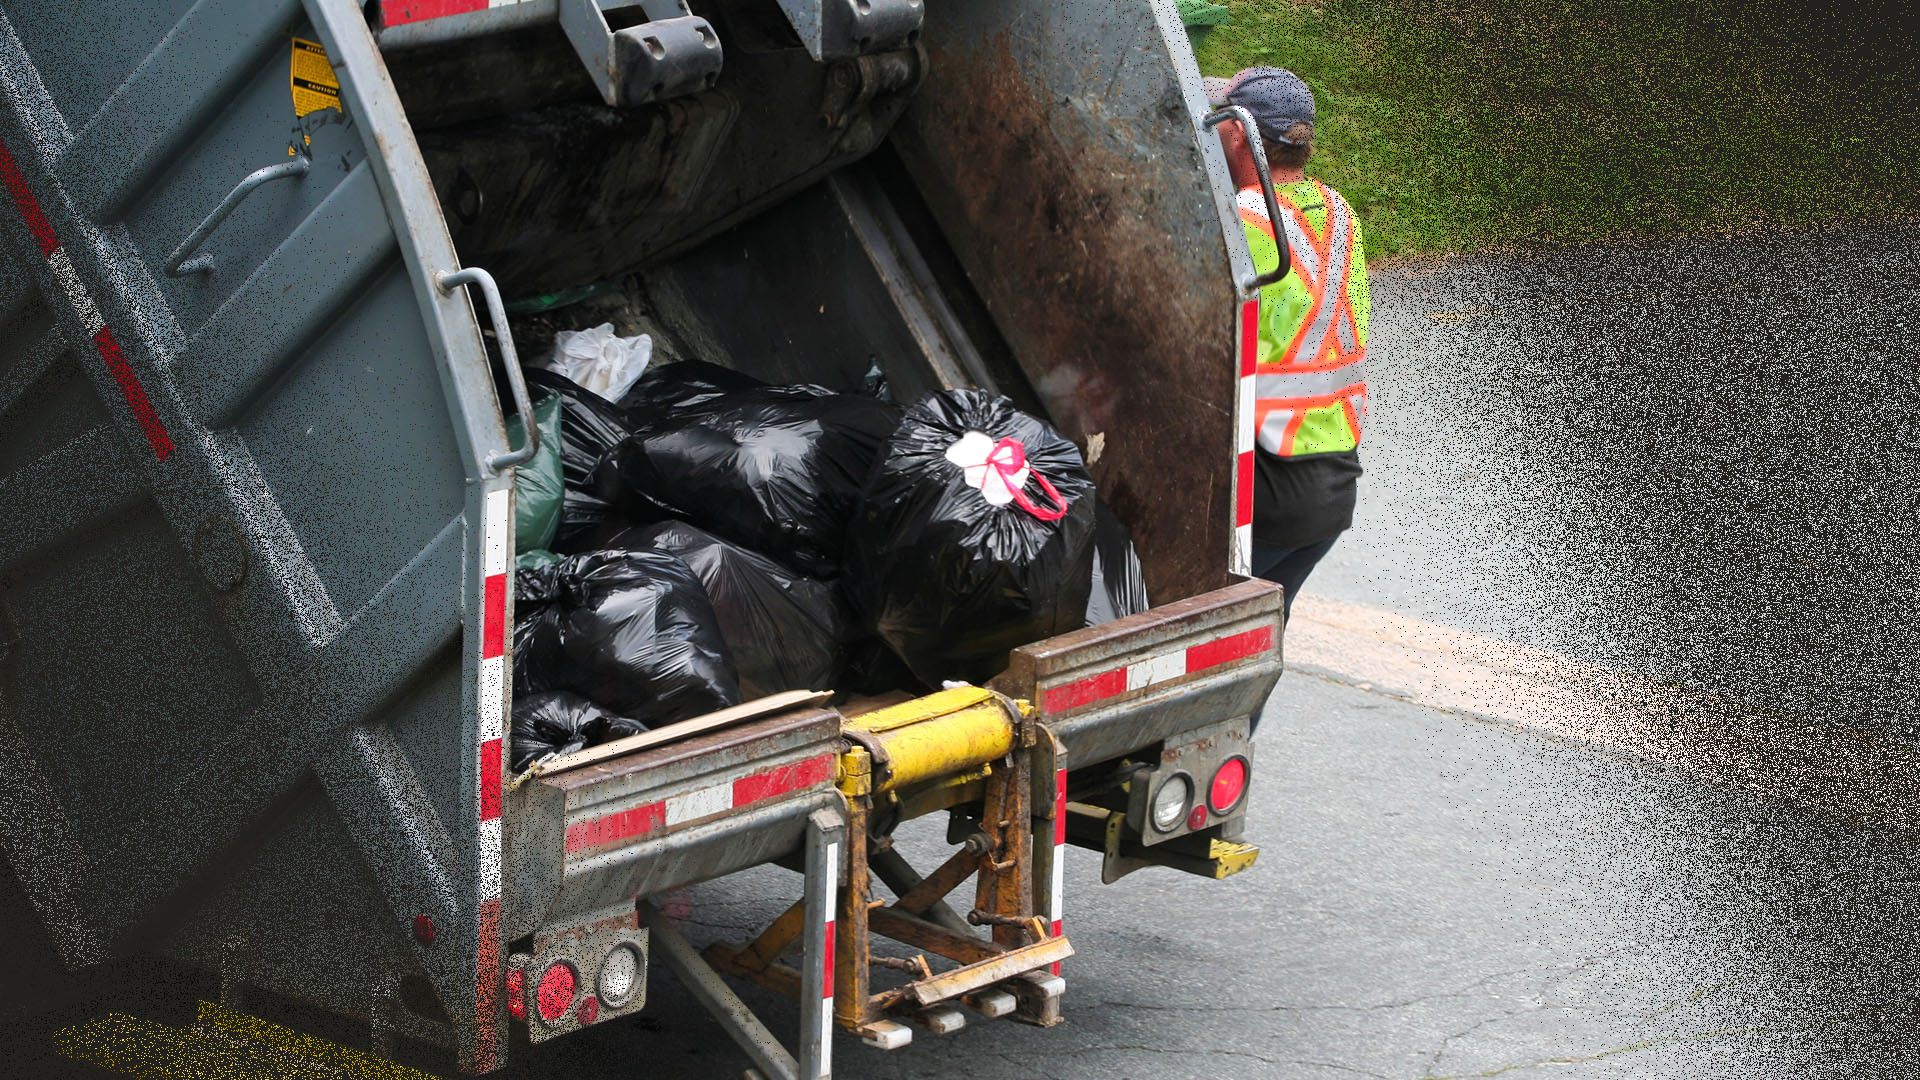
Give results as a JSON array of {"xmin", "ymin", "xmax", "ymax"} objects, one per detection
[
  {"xmin": 1042, "ymin": 668, "xmax": 1127, "ymax": 713},
  {"xmin": 1186, "ymin": 625, "xmax": 1274, "ymax": 674},
  {"xmin": 732, "ymin": 753, "xmax": 833, "ymax": 808},
  {"xmin": 1052, "ymin": 769, "xmax": 1067, "ymax": 846},
  {"xmin": 472, "ymin": 896, "xmax": 501, "ymax": 1070},
  {"xmin": 0, "ymin": 139, "xmax": 58, "ymax": 256},
  {"xmin": 1050, "ymin": 918, "xmax": 1064, "ymax": 976},
  {"xmin": 481, "ymin": 572, "xmax": 507, "ymax": 659},
  {"xmin": 381, "ymin": 0, "xmax": 489, "ymax": 25},
  {"xmin": 479, "ymin": 737, "xmax": 503, "ymax": 821},
  {"xmin": 1239, "ymin": 299, "xmax": 1258, "ymax": 377},
  {"xmin": 565, "ymin": 801, "xmax": 667, "ymax": 853},
  {"xmin": 93, "ymin": 330, "xmax": 174, "ymax": 462},
  {"xmin": 1235, "ymin": 450, "xmax": 1255, "ymax": 528},
  {"xmin": 821, "ymin": 919, "xmax": 836, "ymax": 999}
]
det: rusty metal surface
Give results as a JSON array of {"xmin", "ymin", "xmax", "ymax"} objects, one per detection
[
  {"xmin": 505, "ymin": 707, "xmax": 840, "ymax": 936},
  {"xmin": 902, "ymin": 936, "xmax": 1075, "ymax": 1007},
  {"xmin": 891, "ymin": 0, "xmax": 1248, "ymax": 603},
  {"xmin": 1000, "ymin": 578, "xmax": 1282, "ymax": 676},
  {"xmin": 989, "ymin": 580, "xmax": 1282, "ymax": 767}
]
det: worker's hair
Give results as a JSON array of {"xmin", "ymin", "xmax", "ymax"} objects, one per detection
[{"xmin": 1263, "ymin": 122, "xmax": 1313, "ymax": 170}]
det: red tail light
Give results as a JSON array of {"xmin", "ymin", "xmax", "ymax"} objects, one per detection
[
  {"xmin": 536, "ymin": 962, "xmax": 578, "ymax": 1023},
  {"xmin": 1209, "ymin": 756, "xmax": 1248, "ymax": 813}
]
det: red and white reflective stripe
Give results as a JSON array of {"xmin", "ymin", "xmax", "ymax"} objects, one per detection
[
  {"xmin": 1049, "ymin": 766, "xmax": 1066, "ymax": 976},
  {"xmin": 475, "ymin": 488, "xmax": 510, "ymax": 1064},
  {"xmin": 380, "ymin": 0, "xmax": 531, "ymax": 26},
  {"xmin": 564, "ymin": 753, "xmax": 836, "ymax": 853},
  {"xmin": 1233, "ymin": 298, "xmax": 1257, "ymax": 575},
  {"xmin": 817, "ymin": 839, "xmax": 838, "ymax": 1078},
  {"xmin": 0, "ymin": 139, "xmax": 172, "ymax": 461},
  {"xmin": 1041, "ymin": 625, "xmax": 1275, "ymax": 714}
]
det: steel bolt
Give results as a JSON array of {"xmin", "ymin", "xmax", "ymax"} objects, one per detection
[{"xmin": 412, "ymin": 914, "xmax": 437, "ymax": 946}]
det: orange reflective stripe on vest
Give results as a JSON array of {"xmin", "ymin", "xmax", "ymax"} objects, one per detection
[{"xmin": 1239, "ymin": 180, "xmax": 1366, "ymax": 456}]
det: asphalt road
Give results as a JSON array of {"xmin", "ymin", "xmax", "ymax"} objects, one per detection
[{"xmin": 519, "ymin": 224, "xmax": 1920, "ymax": 1079}]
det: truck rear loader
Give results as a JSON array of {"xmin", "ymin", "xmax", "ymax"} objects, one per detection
[{"xmin": 0, "ymin": 0, "xmax": 1295, "ymax": 1075}]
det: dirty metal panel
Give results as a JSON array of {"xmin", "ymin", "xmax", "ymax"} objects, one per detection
[
  {"xmin": 891, "ymin": 0, "xmax": 1250, "ymax": 603},
  {"xmin": 992, "ymin": 580, "xmax": 1284, "ymax": 767},
  {"xmin": 506, "ymin": 710, "xmax": 842, "ymax": 935}
]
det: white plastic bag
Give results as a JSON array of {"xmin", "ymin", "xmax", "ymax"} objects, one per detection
[{"xmin": 543, "ymin": 322, "xmax": 653, "ymax": 402}]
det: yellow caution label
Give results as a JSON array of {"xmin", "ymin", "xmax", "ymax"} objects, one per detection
[{"xmin": 290, "ymin": 37, "xmax": 341, "ymax": 118}]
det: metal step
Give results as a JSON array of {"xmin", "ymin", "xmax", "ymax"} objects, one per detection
[{"xmin": 54, "ymin": 1001, "xmax": 439, "ymax": 1080}]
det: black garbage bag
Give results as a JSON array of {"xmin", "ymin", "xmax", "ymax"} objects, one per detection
[
  {"xmin": 838, "ymin": 636, "xmax": 927, "ymax": 697},
  {"xmin": 603, "ymin": 386, "xmax": 901, "ymax": 578},
  {"xmin": 618, "ymin": 359, "xmax": 765, "ymax": 422},
  {"xmin": 1085, "ymin": 499, "xmax": 1150, "ymax": 626},
  {"xmin": 513, "ymin": 549, "xmax": 740, "ymax": 725},
  {"xmin": 596, "ymin": 522, "xmax": 847, "ymax": 698},
  {"xmin": 524, "ymin": 368, "xmax": 635, "ymax": 549},
  {"xmin": 849, "ymin": 389, "xmax": 1097, "ymax": 685},
  {"xmin": 510, "ymin": 691, "xmax": 644, "ymax": 773}
]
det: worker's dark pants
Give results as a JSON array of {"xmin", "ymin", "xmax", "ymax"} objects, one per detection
[
  {"xmin": 1248, "ymin": 535, "xmax": 1338, "ymax": 737},
  {"xmin": 1250, "ymin": 535, "xmax": 1339, "ymax": 622}
]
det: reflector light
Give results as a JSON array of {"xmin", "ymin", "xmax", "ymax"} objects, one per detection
[
  {"xmin": 1186, "ymin": 803, "xmax": 1209, "ymax": 832},
  {"xmin": 1149, "ymin": 773, "xmax": 1193, "ymax": 833},
  {"xmin": 536, "ymin": 962, "xmax": 577, "ymax": 1023},
  {"xmin": 1209, "ymin": 756, "xmax": 1248, "ymax": 813},
  {"xmin": 578, "ymin": 996, "xmax": 600, "ymax": 1025},
  {"xmin": 599, "ymin": 943, "xmax": 640, "ymax": 1006},
  {"xmin": 505, "ymin": 969, "xmax": 526, "ymax": 1021}
]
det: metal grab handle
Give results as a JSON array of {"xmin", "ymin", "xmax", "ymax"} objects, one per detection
[
  {"xmin": 437, "ymin": 266, "xmax": 540, "ymax": 473},
  {"xmin": 1204, "ymin": 106, "xmax": 1292, "ymax": 298},
  {"xmin": 165, "ymin": 157, "xmax": 311, "ymax": 276}
]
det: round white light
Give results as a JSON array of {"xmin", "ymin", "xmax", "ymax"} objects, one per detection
[
  {"xmin": 1150, "ymin": 773, "xmax": 1193, "ymax": 833},
  {"xmin": 598, "ymin": 943, "xmax": 640, "ymax": 1006}
]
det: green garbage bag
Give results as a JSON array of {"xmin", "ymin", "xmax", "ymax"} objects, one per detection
[
  {"xmin": 516, "ymin": 548, "xmax": 561, "ymax": 571},
  {"xmin": 508, "ymin": 393, "xmax": 565, "ymax": 554},
  {"xmin": 1177, "ymin": 0, "xmax": 1231, "ymax": 27}
]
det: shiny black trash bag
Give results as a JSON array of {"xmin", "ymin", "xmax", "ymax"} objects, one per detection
[
  {"xmin": 524, "ymin": 368, "xmax": 636, "ymax": 549},
  {"xmin": 618, "ymin": 359, "xmax": 766, "ymax": 422},
  {"xmin": 602, "ymin": 386, "xmax": 901, "ymax": 579},
  {"xmin": 849, "ymin": 389, "xmax": 1097, "ymax": 685},
  {"xmin": 600, "ymin": 521, "xmax": 847, "ymax": 699},
  {"xmin": 509, "ymin": 691, "xmax": 645, "ymax": 773},
  {"xmin": 1085, "ymin": 499, "xmax": 1150, "ymax": 626},
  {"xmin": 513, "ymin": 549, "xmax": 740, "ymax": 726}
]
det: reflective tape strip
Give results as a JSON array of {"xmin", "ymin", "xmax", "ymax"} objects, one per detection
[
  {"xmin": 664, "ymin": 783, "xmax": 731, "ymax": 825},
  {"xmin": 47, "ymin": 248, "xmax": 104, "ymax": 336},
  {"xmin": 479, "ymin": 738, "xmax": 503, "ymax": 821},
  {"xmin": 1293, "ymin": 184, "xmax": 1352, "ymax": 368},
  {"xmin": 1255, "ymin": 366, "xmax": 1360, "ymax": 400},
  {"xmin": 380, "ymin": 0, "xmax": 488, "ymax": 25},
  {"xmin": 564, "ymin": 752, "xmax": 835, "ymax": 853},
  {"xmin": 0, "ymin": 138, "xmax": 172, "ymax": 461},
  {"xmin": 1040, "ymin": 625, "xmax": 1276, "ymax": 714},
  {"xmin": 1049, "ymin": 767, "xmax": 1066, "ymax": 976},
  {"xmin": 1234, "ymin": 298, "xmax": 1257, "ymax": 565},
  {"xmin": 819, "ymin": 839, "xmax": 838, "ymax": 1078}
]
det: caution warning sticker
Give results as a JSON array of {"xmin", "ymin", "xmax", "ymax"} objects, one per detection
[{"xmin": 290, "ymin": 38, "xmax": 341, "ymax": 118}]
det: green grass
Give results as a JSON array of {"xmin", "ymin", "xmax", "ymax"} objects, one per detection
[{"xmin": 1191, "ymin": 0, "xmax": 1920, "ymax": 259}]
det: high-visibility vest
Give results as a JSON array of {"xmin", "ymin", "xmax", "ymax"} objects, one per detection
[{"xmin": 1238, "ymin": 179, "xmax": 1370, "ymax": 457}]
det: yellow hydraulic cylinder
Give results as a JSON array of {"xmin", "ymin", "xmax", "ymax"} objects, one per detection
[{"xmin": 841, "ymin": 685, "xmax": 1024, "ymax": 793}]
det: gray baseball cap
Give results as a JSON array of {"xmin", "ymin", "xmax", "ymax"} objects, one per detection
[{"xmin": 1224, "ymin": 66, "xmax": 1316, "ymax": 146}]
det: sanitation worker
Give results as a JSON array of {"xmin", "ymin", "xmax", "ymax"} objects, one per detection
[{"xmin": 1210, "ymin": 68, "xmax": 1369, "ymax": 619}]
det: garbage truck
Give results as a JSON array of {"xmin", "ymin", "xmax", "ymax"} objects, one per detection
[{"xmin": 0, "ymin": 0, "xmax": 1295, "ymax": 1075}]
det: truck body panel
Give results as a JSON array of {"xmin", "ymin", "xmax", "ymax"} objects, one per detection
[{"xmin": 0, "ymin": 0, "xmax": 1281, "ymax": 1072}]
